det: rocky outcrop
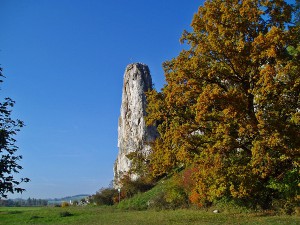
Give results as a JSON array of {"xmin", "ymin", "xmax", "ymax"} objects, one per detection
[{"xmin": 114, "ymin": 63, "xmax": 157, "ymax": 187}]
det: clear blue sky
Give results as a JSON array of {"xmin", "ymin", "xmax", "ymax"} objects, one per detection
[{"xmin": 1, "ymin": 0, "xmax": 203, "ymax": 199}]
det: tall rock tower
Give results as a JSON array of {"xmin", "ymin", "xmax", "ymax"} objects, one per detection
[{"xmin": 114, "ymin": 63, "xmax": 157, "ymax": 187}]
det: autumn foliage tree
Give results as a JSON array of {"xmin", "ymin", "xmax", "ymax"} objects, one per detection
[{"xmin": 146, "ymin": 0, "xmax": 299, "ymax": 208}]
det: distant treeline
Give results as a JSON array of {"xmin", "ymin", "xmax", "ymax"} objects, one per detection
[{"xmin": 0, "ymin": 198, "xmax": 48, "ymax": 207}]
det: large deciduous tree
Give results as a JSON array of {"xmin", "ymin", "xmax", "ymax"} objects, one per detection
[
  {"xmin": 146, "ymin": 0, "xmax": 299, "ymax": 207},
  {"xmin": 0, "ymin": 67, "xmax": 29, "ymax": 199}
]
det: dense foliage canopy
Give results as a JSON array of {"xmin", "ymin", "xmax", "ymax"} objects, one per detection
[{"xmin": 145, "ymin": 0, "xmax": 299, "ymax": 208}]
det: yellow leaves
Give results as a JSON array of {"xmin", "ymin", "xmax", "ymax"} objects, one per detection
[
  {"xmin": 237, "ymin": 36, "xmax": 246, "ymax": 52},
  {"xmin": 252, "ymin": 26, "xmax": 290, "ymax": 62},
  {"xmin": 291, "ymin": 112, "xmax": 300, "ymax": 125},
  {"xmin": 185, "ymin": 157, "xmax": 227, "ymax": 204},
  {"xmin": 230, "ymin": 183, "xmax": 249, "ymax": 198},
  {"xmin": 240, "ymin": 0, "xmax": 264, "ymax": 19},
  {"xmin": 266, "ymin": 26, "xmax": 284, "ymax": 44},
  {"xmin": 222, "ymin": 107, "xmax": 237, "ymax": 119},
  {"xmin": 250, "ymin": 138, "xmax": 286, "ymax": 179},
  {"xmin": 226, "ymin": 163, "xmax": 256, "ymax": 198},
  {"xmin": 267, "ymin": 132, "xmax": 281, "ymax": 147},
  {"xmin": 266, "ymin": 46, "xmax": 277, "ymax": 58},
  {"xmin": 195, "ymin": 84, "xmax": 223, "ymax": 120},
  {"xmin": 279, "ymin": 154, "xmax": 291, "ymax": 162}
]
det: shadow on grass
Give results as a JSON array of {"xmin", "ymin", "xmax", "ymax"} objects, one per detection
[
  {"xmin": 30, "ymin": 215, "xmax": 44, "ymax": 220},
  {"xmin": 8, "ymin": 211, "xmax": 23, "ymax": 215},
  {"xmin": 253, "ymin": 211, "xmax": 277, "ymax": 217},
  {"xmin": 59, "ymin": 211, "xmax": 74, "ymax": 217}
]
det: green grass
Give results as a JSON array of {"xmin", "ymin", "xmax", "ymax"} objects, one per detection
[
  {"xmin": 117, "ymin": 179, "xmax": 164, "ymax": 210},
  {"xmin": 0, "ymin": 206, "xmax": 299, "ymax": 225}
]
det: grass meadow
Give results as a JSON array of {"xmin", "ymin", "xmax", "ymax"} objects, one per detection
[{"xmin": 0, "ymin": 206, "xmax": 299, "ymax": 225}]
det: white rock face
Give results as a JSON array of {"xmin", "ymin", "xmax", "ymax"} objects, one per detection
[{"xmin": 114, "ymin": 63, "xmax": 157, "ymax": 187}]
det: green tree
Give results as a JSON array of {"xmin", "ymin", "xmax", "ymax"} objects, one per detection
[
  {"xmin": 0, "ymin": 67, "xmax": 29, "ymax": 199},
  {"xmin": 146, "ymin": 0, "xmax": 299, "ymax": 208}
]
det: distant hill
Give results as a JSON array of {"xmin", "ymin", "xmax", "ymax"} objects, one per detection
[{"xmin": 47, "ymin": 194, "xmax": 90, "ymax": 204}]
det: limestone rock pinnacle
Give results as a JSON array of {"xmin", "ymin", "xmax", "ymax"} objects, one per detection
[{"xmin": 114, "ymin": 63, "xmax": 157, "ymax": 187}]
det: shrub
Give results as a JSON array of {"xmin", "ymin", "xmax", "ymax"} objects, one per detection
[
  {"xmin": 213, "ymin": 197, "xmax": 251, "ymax": 213},
  {"xmin": 61, "ymin": 202, "xmax": 69, "ymax": 208},
  {"xmin": 72, "ymin": 200, "xmax": 78, "ymax": 206},
  {"xmin": 272, "ymin": 199, "xmax": 299, "ymax": 215},
  {"xmin": 91, "ymin": 188, "xmax": 118, "ymax": 206},
  {"xmin": 119, "ymin": 175, "xmax": 155, "ymax": 199}
]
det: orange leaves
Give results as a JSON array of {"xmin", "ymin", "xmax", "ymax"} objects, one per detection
[
  {"xmin": 189, "ymin": 190, "xmax": 203, "ymax": 207},
  {"xmin": 237, "ymin": 35, "xmax": 246, "ymax": 52},
  {"xmin": 195, "ymin": 84, "xmax": 222, "ymax": 120},
  {"xmin": 240, "ymin": 0, "xmax": 264, "ymax": 19}
]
